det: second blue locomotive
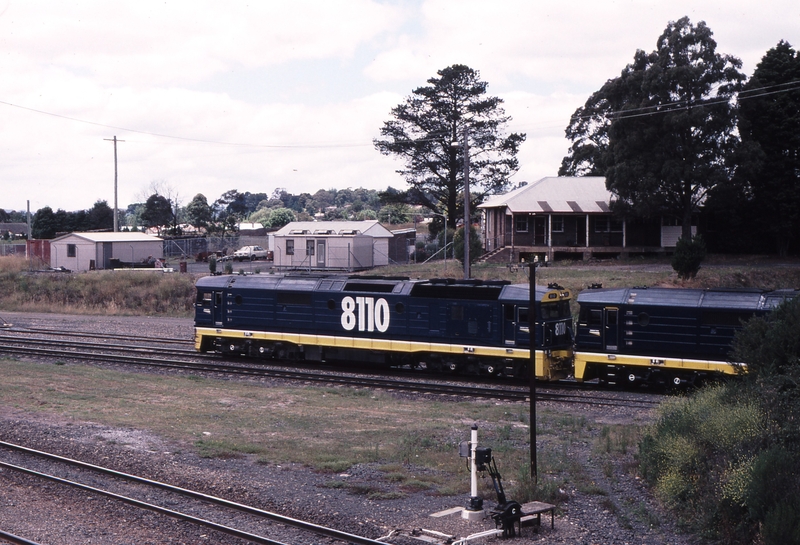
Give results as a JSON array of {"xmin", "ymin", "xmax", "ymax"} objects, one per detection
[{"xmin": 574, "ymin": 286, "xmax": 798, "ymax": 386}]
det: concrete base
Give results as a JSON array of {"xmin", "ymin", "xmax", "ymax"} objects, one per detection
[{"xmin": 461, "ymin": 508, "xmax": 485, "ymax": 521}]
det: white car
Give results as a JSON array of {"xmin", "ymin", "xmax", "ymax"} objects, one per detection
[{"xmin": 233, "ymin": 245, "xmax": 268, "ymax": 261}]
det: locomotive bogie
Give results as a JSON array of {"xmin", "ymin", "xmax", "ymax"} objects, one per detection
[
  {"xmin": 575, "ymin": 353, "xmax": 726, "ymax": 387},
  {"xmin": 194, "ymin": 325, "xmax": 572, "ymax": 378}
]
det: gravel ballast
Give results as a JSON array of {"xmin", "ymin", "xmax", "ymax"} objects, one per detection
[{"xmin": 0, "ymin": 312, "xmax": 698, "ymax": 544}]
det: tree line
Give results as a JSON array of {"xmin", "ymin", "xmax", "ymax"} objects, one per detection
[{"xmin": 23, "ymin": 187, "xmax": 420, "ymax": 240}]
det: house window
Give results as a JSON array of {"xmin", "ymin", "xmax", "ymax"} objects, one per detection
[
  {"xmin": 551, "ymin": 216, "xmax": 564, "ymax": 233},
  {"xmin": 515, "ymin": 215, "xmax": 528, "ymax": 232},
  {"xmin": 67, "ymin": 244, "xmax": 76, "ymax": 258},
  {"xmin": 594, "ymin": 217, "xmax": 623, "ymax": 233},
  {"xmin": 306, "ymin": 240, "xmax": 315, "ymax": 255},
  {"xmin": 285, "ymin": 239, "xmax": 294, "ymax": 255}
]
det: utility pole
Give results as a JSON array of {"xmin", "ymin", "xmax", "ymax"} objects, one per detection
[
  {"xmin": 462, "ymin": 126, "xmax": 470, "ymax": 279},
  {"xmin": 104, "ymin": 136, "xmax": 124, "ymax": 231},
  {"xmin": 529, "ymin": 261, "xmax": 537, "ymax": 484}
]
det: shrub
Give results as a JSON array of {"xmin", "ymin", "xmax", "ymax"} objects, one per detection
[
  {"xmin": 453, "ymin": 225, "xmax": 482, "ymax": 265},
  {"xmin": 638, "ymin": 385, "xmax": 765, "ymax": 541},
  {"xmin": 640, "ymin": 298, "xmax": 800, "ymax": 544},
  {"xmin": 671, "ymin": 234, "xmax": 706, "ymax": 279}
]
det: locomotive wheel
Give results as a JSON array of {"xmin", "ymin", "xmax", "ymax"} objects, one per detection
[
  {"xmin": 672, "ymin": 376, "xmax": 682, "ymax": 386},
  {"xmin": 627, "ymin": 373, "xmax": 637, "ymax": 383},
  {"xmin": 447, "ymin": 362, "xmax": 459, "ymax": 372}
]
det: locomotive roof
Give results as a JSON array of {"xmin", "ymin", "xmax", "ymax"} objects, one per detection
[
  {"xmin": 577, "ymin": 286, "xmax": 798, "ymax": 310},
  {"xmin": 196, "ymin": 274, "xmax": 567, "ymax": 302}
]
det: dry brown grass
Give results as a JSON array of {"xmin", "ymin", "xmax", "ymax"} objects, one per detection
[
  {"xmin": 0, "ymin": 256, "xmax": 198, "ymax": 316},
  {"xmin": 1, "ymin": 253, "xmax": 798, "ymax": 318}
]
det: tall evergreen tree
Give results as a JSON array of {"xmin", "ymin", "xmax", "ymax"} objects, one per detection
[
  {"xmin": 374, "ymin": 64, "xmax": 525, "ymax": 228},
  {"xmin": 736, "ymin": 41, "xmax": 800, "ymax": 256},
  {"xmin": 560, "ymin": 17, "xmax": 745, "ymax": 239}
]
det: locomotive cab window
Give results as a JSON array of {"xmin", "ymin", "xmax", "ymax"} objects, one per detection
[
  {"xmin": 518, "ymin": 306, "xmax": 529, "ymax": 324},
  {"xmin": 580, "ymin": 307, "xmax": 603, "ymax": 327},
  {"xmin": 541, "ymin": 301, "xmax": 571, "ymax": 319}
]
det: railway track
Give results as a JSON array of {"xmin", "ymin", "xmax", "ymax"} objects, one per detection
[
  {"xmin": 0, "ymin": 328, "xmax": 662, "ymax": 410},
  {"xmin": 0, "ymin": 439, "xmax": 385, "ymax": 545}
]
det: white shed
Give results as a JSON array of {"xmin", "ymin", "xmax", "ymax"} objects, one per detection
[
  {"xmin": 271, "ymin": 221, "xmax": 393, "ymax": 270},
  {"xmin": 50, "ymin": 232, "xmax": 164, "ymax": 271}
]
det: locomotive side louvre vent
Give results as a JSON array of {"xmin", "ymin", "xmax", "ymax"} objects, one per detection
[{"xmin": 343, "ymin": 281, "xmax": 397, "ymax": 293}]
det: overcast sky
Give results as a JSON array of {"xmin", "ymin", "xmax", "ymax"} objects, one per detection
[{"xmin": 1, "ymin": 0, "xmax": 798, "ymax": 214}]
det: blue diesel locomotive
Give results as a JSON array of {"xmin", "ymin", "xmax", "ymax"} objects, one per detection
[
  {"xmin": 574, "ymin": 286, "xmax": 799, "ymax": 387},
  {"xmin": 194, "ymin": 274, "xmax": 574, "ymax": 380}
]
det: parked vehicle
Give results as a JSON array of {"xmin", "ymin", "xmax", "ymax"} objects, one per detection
[{"xmin": 233, "ymin": 245, "xmax": 269, "ymax": 261}]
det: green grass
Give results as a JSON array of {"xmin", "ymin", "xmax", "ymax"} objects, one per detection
[{"xmin": 0, "ymin": 357, "xmax": 636, "ymax": 505}]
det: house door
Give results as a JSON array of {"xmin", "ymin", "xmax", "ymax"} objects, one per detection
[
  {"xmin": 534, "ymin": 217, "xmax": 547, "ymax": 245},
  {"xmin": 316, "ymin": 241, "xmax": 326, "ymax": 267},
  {"xmin": 102, "ymin": 242, "xmax": 113, "ymax": 269}
]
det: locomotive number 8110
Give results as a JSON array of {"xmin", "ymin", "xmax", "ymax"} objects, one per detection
[{"xmin": 194, "ymin": 274, "xmax": 574, "ymax": 380}]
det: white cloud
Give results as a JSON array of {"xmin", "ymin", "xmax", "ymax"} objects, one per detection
[{"xmin": 0, "ymin": 0, "xmax": 797, "ymax": 213}]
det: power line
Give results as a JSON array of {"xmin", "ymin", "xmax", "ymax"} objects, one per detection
[
  {"xmin": 570, "ymin": 80, "xmax": 800, "ymax": 124},
  {"xmin": 1, "ymin": 79, "xmax": 799, "ymax": 149},
  {"xmin": 0, "ymin": 99, "xmax": 369, "ymax": 149}
]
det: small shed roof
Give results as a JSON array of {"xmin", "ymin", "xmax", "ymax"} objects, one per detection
[
  {"xmin": 479, "ymin": 176, "xmax": 612, "ymax": 214},
  {"xmin": 274, "ymin": 220, "xmax": 393, "ymax": 238},
  {"xmin": 0, "ymin": 223, "xmax": 28, "ymax": 235},
  {"xmin": 52, "ymin": 232, "xmax": 163, "ymax": 243}
]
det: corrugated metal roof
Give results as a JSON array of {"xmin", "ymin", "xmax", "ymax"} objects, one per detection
[
  {"xmin": 52, "ymin": 232, "xmax": 163, "ymax": 243},
  {"xmin": 274, "ymin": 220, "xmax": 393, "ymax": 238},
  {"xmin": 479, "ymin": 176, "xmax": 612, "ymax": 213}
]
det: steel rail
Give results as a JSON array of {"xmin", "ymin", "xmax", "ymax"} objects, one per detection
[
  {"xmin": 0, "ymin": 335, "xmax": 197, "ymax": 358},
  {"xmin": 0, "ymin": 530, "xmax": 43, "ymax": 545},
  {"xmin": 0, "ymin": 440, "xmax": 386, "ymax": 545},
  {"xmin": 0, "ymin": 340, "xmax": 661, "ymax": 409},
  {"xmin": 6, "ymin": 326, "xmax": 190, "ymax": 345}
]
